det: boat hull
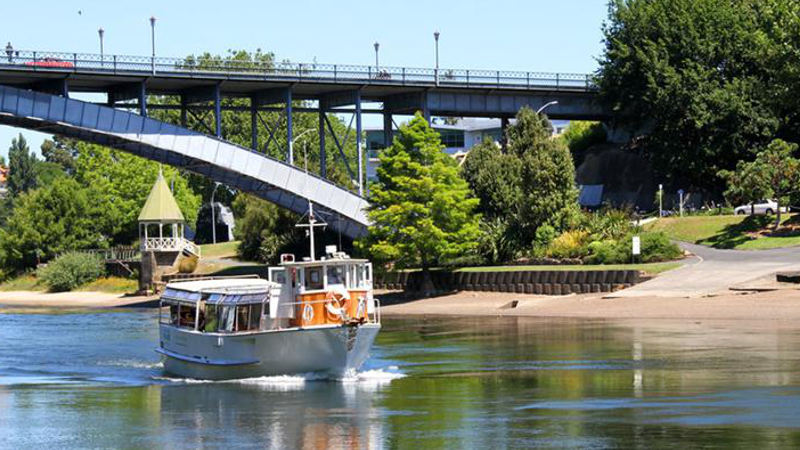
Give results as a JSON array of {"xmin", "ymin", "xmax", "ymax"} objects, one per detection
[{"xmin": 159, "ymin": 323, "xmax": 381, "ymax": 380}]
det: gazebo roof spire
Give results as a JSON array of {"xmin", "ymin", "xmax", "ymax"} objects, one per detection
[{"xmin": 138, "ymin": 170, "xmax": 185, "ymax": 223}]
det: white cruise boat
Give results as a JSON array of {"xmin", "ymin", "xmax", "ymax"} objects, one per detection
[{"xmin": 156, "ymin": 249, "xmax": 381, "ymax": 380}]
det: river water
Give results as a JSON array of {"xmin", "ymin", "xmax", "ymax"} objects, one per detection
[{"xmin": 0, "ymin": 307, "xmax": 799, "ymax": 448}]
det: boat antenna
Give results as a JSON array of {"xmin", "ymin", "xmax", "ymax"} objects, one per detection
[{"xmin": 295, "ymin": 140, "xmax": 326, "ymax": 260}]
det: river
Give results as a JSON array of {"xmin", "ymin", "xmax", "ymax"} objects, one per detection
[{"xmin": 0, "ymin": 307, "xmax": 799, "ymax": 448}]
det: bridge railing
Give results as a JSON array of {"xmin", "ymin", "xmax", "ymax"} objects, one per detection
[{"xmin": 0, "ymin": 49, "xmax": 597, "ymax": 91}]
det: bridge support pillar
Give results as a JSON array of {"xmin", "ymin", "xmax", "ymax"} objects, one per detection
[
  {"xmin": 250, "ymin": 98, "xmax": 258, "ymax": 150},
  {"xmin": 383, "ymin": 113, "xmax": 393, "ymax": 148},
  {"xmin": 139, "ymin": 81, "xmax": 147, "ymax": 117},
  {"xmin": 180, "ymin": 95, "xmax": 187, "ymax": 127},
  {"xmin": 286, "ymin": 89, "xmax": 293, "ymax": 165},
  {"xmin": 319, "ymin": 100, "xmax": 327, "ymax": 178},
  {"xmin": 213, "ymin": 83, "xmax": 221, "ymax": 138},
  {"xmin": 356, "ymin": 90, "xmax": 363, "ymax": 196},
  {"xmin": 501, "ymin": 116, "xmax": 510, "ymax": 150}
]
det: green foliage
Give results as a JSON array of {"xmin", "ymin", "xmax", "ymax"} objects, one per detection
[
  {"xmin": 598, "ymin": 0, "xmax": 800, "ymax": 191},
  {"xmin": 513, "ymin": 108, "xmax": 581, "ymax": 237},
  {"xmin": 7, "ymin": 133, "xmax": 38, "ymax": 196},
  {"xmin": 720, "ymin": 139, "xmax": 800, "ymax": 225},
  {"xmin": 40, "ymin": 137, "xmax": 77, "ymax": 174},
  {"xmin": 359, "ymin": 113, "xmax": 480, "ymax": 270},
  {"xmin": 559, "ymin": 121, "xmax": 607, "ymax": 164},
  {"xmin": 546, "ymin": 230, "xmax": 589, "ymax": 259},
  {"xmin": 0, "ymin": 178, "xmax": 106, "ymax": 272},
  {"xmin": 37, "ymin": 251, "xmax": 105, "ymax": 292},
  {"xmin": 581, "ymin": 208, "xmax": 633, "ymax": 241},
  {"xmin": 585, "ymin": 232, "xmax": 682, "ymax": 264},
  {"xmin": 462, "ymin": 107, "xmax": 580, "ymax": 263},
  {"xmin": 233, "ymin": 194, "xmax": 300, "ymax": 263},
  {"xmin": 73, "ymin": 142, "xmax": 201, "ymax": 244},
  {"xmin": 476, "ymin": 218, "xmax": 518, "ymax": 266}
]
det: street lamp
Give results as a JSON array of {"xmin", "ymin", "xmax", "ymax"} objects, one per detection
[
  {"xmin": 98, "ymin": 27, "xmax": 104, "ymax": 64},
  {"xmin": 374, "ymin": 42, "xmax": 380, "ymax": 73},
  {"xmin": 210, "ymin": 182, "xmax": 221, "ymax": 244},
  {"xmin": 536, "ymin": 101, "xmax": 558, "ymax": 114},
  {"xmin": 289, "ymin": 128, "xmax": 316, "ymax": 167},
  {"xmin": 434, "ymin": 31, "xmax": 440, "ymax": 86},
  {"xmin": 149, "ymin": 16, "xmax": 156, "ymax": 74},
  {"xmin": 5, "ymin": 42, "xmax": 13, "ymax": 63}
]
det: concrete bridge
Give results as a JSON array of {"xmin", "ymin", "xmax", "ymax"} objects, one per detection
[{"xmin": 0, "ymin": 49, "xmax": 606, "ymax": 237}]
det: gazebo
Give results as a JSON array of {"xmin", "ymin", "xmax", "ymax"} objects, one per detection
[{"xmin": 138, "ymin": 171, "xmax": 199, "ymax": 260}]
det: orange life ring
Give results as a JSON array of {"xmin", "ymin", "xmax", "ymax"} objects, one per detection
[{"xmin": 324, "ymin": 291, "xmax": 348, "ymax": 321}]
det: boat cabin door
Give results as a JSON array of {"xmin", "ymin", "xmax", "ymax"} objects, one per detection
[{"xmin": 268, "ymin": 267, "xmax": 294, "ymax": 318}]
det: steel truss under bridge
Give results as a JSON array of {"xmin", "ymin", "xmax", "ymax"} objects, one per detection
[{"xmin": 0, "ymin": 84, "xmax": 370, "ymax": 238}]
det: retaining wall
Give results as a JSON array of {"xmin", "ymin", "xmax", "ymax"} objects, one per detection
[{"xmin": 374, "ymin": 270, "xmax": 641, "ymax": 295}]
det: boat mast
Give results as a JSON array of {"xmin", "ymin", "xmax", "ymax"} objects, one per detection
[{"xmin": 294, "ymin": 142, "xmax": 326, "ymax": 261}]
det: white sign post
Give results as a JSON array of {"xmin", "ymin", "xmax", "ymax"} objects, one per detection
[{"xmin": 632, "ymin": 236, "xmax": 641, "ymax": 263}]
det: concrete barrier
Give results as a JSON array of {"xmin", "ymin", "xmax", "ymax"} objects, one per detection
[{"xmin": 374, "ymin": 268, "xmax": 644, "ymax": 295}]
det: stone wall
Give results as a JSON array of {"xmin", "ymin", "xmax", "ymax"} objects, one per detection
[{"xmin": 374, "ymin": 270, "xmax": 641, "ymax": 295}]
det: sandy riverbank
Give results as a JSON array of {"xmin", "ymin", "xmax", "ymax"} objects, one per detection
[
  {"xmin": 0, "ymin": 290, "xmax": 158, "ymax": 308},
  {"xmin": 380, "ymin": 289, "xmax": 800, "ymax": 321}
]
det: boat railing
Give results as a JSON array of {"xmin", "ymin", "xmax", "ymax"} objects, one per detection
[{"xmin": 281, "ymin": 297, "xmax": 382, "ymax": 324}]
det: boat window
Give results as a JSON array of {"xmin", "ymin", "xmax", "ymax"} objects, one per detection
[
  {"xmin": 218, "ymin": 306, "xmax": 236, "ymax": 332},
  {"xmin": 235, "ymin": 305, "xmax": 250, "ymax": 332},
  {"xmin": 327, "ymin": 265, "xmax": 344, "ymax": 286},
  {"xmin": 169, "ymin": 303, "xmax": 179, "ymax": 325},
  {"xmin": 178, "ymin": 304, "xmax": 196, "ymax": 329},
  {"xmin": 204, "ymin": 304, "xmax": 219, "ymax": 332},
  {"xmin": 356, "ymin": 265, "xmax": 365, "ymax": 288},
  {"xmin": 305, "ymin": 266, "xmax": 323, "ymax": 290},
  {"xmin": 249, "ymin": 304, "xmax": 262, "ymax": 330}
]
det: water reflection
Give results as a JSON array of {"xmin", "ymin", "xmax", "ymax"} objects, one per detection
[{"xmin": 1, "ymin": 308, "xmax": 800, "ymax": 447}]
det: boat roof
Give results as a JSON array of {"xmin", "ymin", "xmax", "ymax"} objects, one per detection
[
  {"xmin": 281, "ymin": 257, "xmax": 370, "ymax": 267},
  {"xmin": 166, "ymin": 278, "xmax": 273, "ymax": 293}
]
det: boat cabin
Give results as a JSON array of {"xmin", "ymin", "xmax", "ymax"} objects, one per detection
[
  {"xmin": 268, "ymin": 248, "xmax": 375, "ymax": 328},
  {"xmin": 158, "ymin": 278, "xmax": 280, "ymax": 333}
]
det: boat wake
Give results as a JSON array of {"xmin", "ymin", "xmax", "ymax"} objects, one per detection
[{"xmin": 154, "ymin": 366, "xmax": 405, "ymax": 390}]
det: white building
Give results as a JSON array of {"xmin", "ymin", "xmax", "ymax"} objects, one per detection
[{"xmin": 366, "ymin": 118, "xmax": 568, "ymax": 181}]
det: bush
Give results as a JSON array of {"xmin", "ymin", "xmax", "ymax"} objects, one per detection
[
  {"xmin": 584, "ymin": 231, "xmax": 682, "ymax": 264},
  {"xmin": 37, "ymin": 252, "xmax": 105, "ymax": 292},
  {"xmin": 547, "ymin": 230, "xmax": 589, "ymax": 259}
]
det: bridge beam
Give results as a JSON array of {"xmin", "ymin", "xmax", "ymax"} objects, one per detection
[
  {"xmin": 319, "ymin": 98, "xmax": 327, "ymax": 178},
  {"xmin": 286, "ymin": 88, "xmax": 293, "ymax": 165},
  {"xmin": 356, "ymin": 90, "xmax": 363, "ymax": 196}
]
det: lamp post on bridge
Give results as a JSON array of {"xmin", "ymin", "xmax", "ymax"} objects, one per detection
[
  {"xmin": 98, "ymin": 27, "xmax": 104, "ymax": 65},
  {"xmin": 434, "ymin": 31, "xmax": 440, "ymax": 86},
  {"xmin": 374, "ymin": 42, "xmax": 379, "ymax": 74},
  {"xmin": 536, "ymin": 101, "xmax": 558, "ymax": 114},
  {"xmin": 149, "ymin": 16, "xmax": 156, "ymax": 74}
]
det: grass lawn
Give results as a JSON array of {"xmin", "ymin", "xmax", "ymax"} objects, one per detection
[
  {"xmin": 199, "ymin": 241, "xmax": 240, "ymax": 259},
  {"xmin": 0, "ymin": 274, "xmax": 41, "ymax": 291},
  {"xmin": 646, "ymin": 214, "xmax": 800, "ymax": 250},
  {"xmin": 456, "ymin": 262, "xmax": 683, "ymax": 276},
  {"xmin": 0, "ymin": 274, "xmax": 138, "ymax": 294},
  {"xmin": 77, "ymin": 277, "xmax": 139, "ymax": 294}
]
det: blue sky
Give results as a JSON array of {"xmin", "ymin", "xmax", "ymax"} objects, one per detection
[{"xmin": 0, "ymin": 0, "xmax": 609, "ymax": 160}]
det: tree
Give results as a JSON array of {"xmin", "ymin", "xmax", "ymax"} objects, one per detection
[
  {"xmin": 560, "ymin": 121, "xmax": 607, "ymax": 166},
  {"xmin": 359, "ymin": 113, "xmax": 480, "ymax": 289},
  {"xmin": 720, "ymin": 139, "xmax": 800, "ymax": 227},
  {"xmin": 40, "ymin": 136, "xmax": 77, "ymax": 174},
  {"xmin": 73, "ymin": 142, "xmax": 201, "ymax": 245},
  {"xmin": 461, "ymin": 107, "xmax": 579, "ymax": 262},
  {"xmin": 598, "ymin": 0, "xmax": 789, "ymax": 192},
  {"xmin": 7, "ymin": 134, "xmax": 38, "ymax": 196},
  {"xmin": 0, "ymin": 178, "xmax": 105, "ymax": 272},
  {"xmin": 512, "ymin": 108, "xmax": 581, "ymax": 235}
]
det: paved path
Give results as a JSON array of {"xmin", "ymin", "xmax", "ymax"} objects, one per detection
[{"xmin": 608, "ymin": 242, "xmax": 800, "ymax": 298}]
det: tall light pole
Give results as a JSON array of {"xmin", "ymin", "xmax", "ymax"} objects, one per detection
[
  {"xmin": 149, "ymin": 16, "xmax": 156, "ymax": 74},
  {"xmin": 536, "ymin": 101, "xmax": 558, "ymax": 114},
  {"xmin": 98, "ymin": 27, "xmax": 104, "ymax": 65},
  {"xmin": 210, "ymin": 182, "xmax": 221, "ymax": 244},
  {"xmin": 434, "ymin": 31, "xmax": 440, "ymax": 86},
  {"xmin": 374, "ymin": 42, "xmax": 380, "ymax": 73}
]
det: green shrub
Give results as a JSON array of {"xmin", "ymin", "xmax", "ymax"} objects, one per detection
[
  {"xmin": 581, "ymin": 208, "xmax": 634, "ymax": 241},
  {"xmin": 547, "ymin": 230, "xmax": 590, "ymax": 259},
  {"xmin": 638, "ymin": 231, "xmax": 683, "ymax": 262},
  {"xmin": 584, "ymin": 231, "xmax": 682, "ymax": 264},
  {"xmin": 37, "ymin": 252, "xmax": 106, "ymax": 292}
]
